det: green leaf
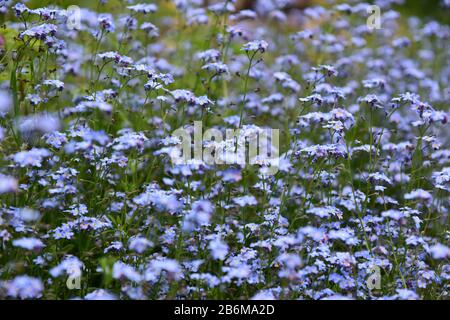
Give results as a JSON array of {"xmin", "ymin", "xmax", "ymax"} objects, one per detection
[{"xmin": 10, "ymin": 66, "xmax": 19, "ymax": 116}]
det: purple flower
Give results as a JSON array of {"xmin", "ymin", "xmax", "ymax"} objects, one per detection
[
  {"xmin": 0, "ymin": 90, "xmax": 12, "ymax": 113},
  {"xmin": 128, "ymin": 236, "xmax": 153, "ymax": 254},
  {"xmin": 183, "ymin": 200, "xmax": 214, "ymax": 232},
  {"xmin": 16, "ymin": 113, "xmax": 60, "ymax": 135},
  {"xmin": 145, "ymin": 258, "xmax": 182, "ymax": 281},
  {"xmin": 307, "ymin": 206, "xmax": 343, "ymax": 219},
  {"xmin": 84, "ymin": 289, "xmax": 117, "ymax": 300},
  {"xmin": 13, "ymin": 3, "xmax": 29, "ymax": 17},
  {"xmin": 394, "ymin": 289, "xmax": 419, "ymax": 300},
  {"xmin": 6, "ymin": 276, "xmax": 43, "ymax": 299},
  {"xmin": 0, "ymin": 175, "xmax": 18, "ymax": 194},
  {"xmin": 98, "ymin": 14, "xmax": 115, "ymax": 32},
  {"xmin": 113, "ymin": 261, "xmax": 142, "ymax": 282},
  {"xmin": 19, "ymin": 24, "xmax": 57, "ymax": 40},
  {"xmin": 127, "ymin": 3, "xmax": 158, "ymax": 14},
  {"xmin": 202, "ymin": 62, "xmax": 229, "ymax": 75},
  {"xmin": 233, "ymin": 195, "xmax": 257, "ymax": 207},
  {"xmin": 50, "ymin": 256, "xmax": 84, "ymax": 278},
  {"xmin": 242, "ymin": 40, "xmax": 269, "ymax": 53},
  {"xmin": 13, "ymin": 148, "xmax": 52, "ymax": 167},
  {"xmin": 209, "ymin": 238, "xmax": 229, "ymax": 260},
  {"xmin": 12, "ymin": 237, "xmax": 45, "ymax": 251},
  {"xmin": 428, "ymin": 244, "xmax": 450, "ymax": 259},
  {"xmin": 404, "ymin": 189, "xmax": 432, "ymax": 201}
]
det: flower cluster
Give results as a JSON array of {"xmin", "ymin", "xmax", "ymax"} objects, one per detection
[{"xmin": 0, "ymin": 0, "xmax": 448, "ymax": 300}]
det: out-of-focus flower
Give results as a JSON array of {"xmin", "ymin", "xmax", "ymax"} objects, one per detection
[
  {"xmin": 6, "ymin": 276, "xmax": 43, "ymax": 299},
  {"xmin": 128, "ymin": 236, "xmax": 153, "ymax": 254},
  {"xmin": 84, "ymin": 289, "xmax": 117, "ymax": 300},
  {"xmin": 428, "ymin": 244, "xmax": 450, "ymax": 259},
  {"xmin": 13, "ymin": 148, "xmax": 52, "ymax": 167},
  {"xmin": 209, "ymin": 238, "xmax": 229, "ymax": 260},
  {"xmin": 0, "ymin": 90, "xmax": 12, "ymax": 114},
  {"xmin": 127, "ymin": 3, "xmax": 158, "ymax": 14},
  {"xmin": 242, "ymin": 40, "xmax": 269, "ymax": 53},
  {"xmin": 12, "ymin": 237, "xmax": 45, "ymax": 251},
  {"xmin": 183, "ymin": 200, "xmax": 214, "ymax": 232},
  {"xmin": 0, "ymin": 175, "xmax": 18, "ymax": 194}
]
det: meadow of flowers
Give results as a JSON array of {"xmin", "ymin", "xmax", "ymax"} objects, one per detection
[{"xmin": 0, "ymin": 0, "xmax": 448, "ymax": 300}]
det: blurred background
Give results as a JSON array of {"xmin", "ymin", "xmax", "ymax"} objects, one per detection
[{"xmin": 26, "ymin": 0, "xmax": 450, "ymax": 24}]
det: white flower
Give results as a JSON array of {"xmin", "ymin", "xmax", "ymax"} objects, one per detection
[{"xmin": 7, "ymin": 276, "xmax": 43, "ymax": 299}]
